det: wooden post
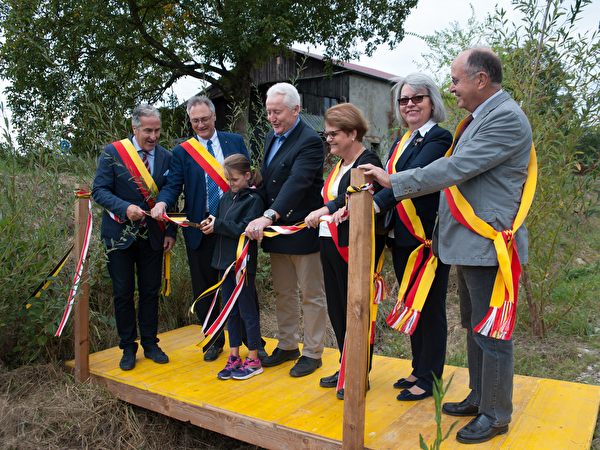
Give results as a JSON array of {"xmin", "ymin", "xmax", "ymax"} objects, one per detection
[
  {"xmin": 73, "ymin": 183, "xmax": 90, "ymax": 382},
  {"xmin": 342, "ymin": 169, "xmax": 372, "ymax": 449}
]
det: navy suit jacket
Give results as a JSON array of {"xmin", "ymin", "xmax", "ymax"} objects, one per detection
[
  {"xmin": 157, "ymin": 131, "xmax": 249, "ymax": 250},
  {"xmin": 374, "ymin": 124, "xmax": 452, "ymax": 247},
  {"xmin": 92, "ymin": 137, "xmax": 174, "ymax": 251},
  {"xmin": 258, "ymin": 119, "xmax": 324, "ymax": 255}
]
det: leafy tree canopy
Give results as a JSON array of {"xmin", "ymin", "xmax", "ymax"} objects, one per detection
[{"xmin": 0, "ymin": 0, "xmax": 418, "ymax": 154}]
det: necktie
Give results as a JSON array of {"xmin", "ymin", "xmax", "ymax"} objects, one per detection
[
  {"xmin": 141, "ymin": 150, "xmax": 151, "ymax": 175},
  {"xmin": 454, "ymin": 114, "xmax": 474, "ymax": 146},
  {"xmin": 140, "ymin": 151, "xmax": 151, "ymax": 227},
  {"xmin": 206, "ymin": 140, "xmax": 220, "ymax": 215}
]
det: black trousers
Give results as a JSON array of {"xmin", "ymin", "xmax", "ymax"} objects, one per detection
[
  {"xmin": 392, "ymin": 244, "xmax": 450, "ymax": 393},
  {"xmin": 107, "ymin": 233, "xmax": 163, "ymax": 351},
  {"xmin": 319, "ymin": 237, "xmax": 375, "ymax": 372}
]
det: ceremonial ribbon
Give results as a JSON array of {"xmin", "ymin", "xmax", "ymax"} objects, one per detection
[
  {"xmin": 26, "ymin": 244, "xmax": 74, "ymax": 307},
  {"xmin": 161, "ymin": 212, "xmax": 190, "ymax": 227},
  {"xmin": 181, "ymin": 138, "xmax": 230, "ymax": 192},
  {"xmin": 385, "ymin": 131, "xmax": 440, "ymax": 335},
  {"xmin": 443, "ymin": 117, "xmax": 538, "ymax": 340},
  {"xmin": 56, "ymin": 190, "xmax": 93, "ymax": 337},
  {"xmin": 192, "ymin": 223, "xmax": 305, "ymax": 351}
]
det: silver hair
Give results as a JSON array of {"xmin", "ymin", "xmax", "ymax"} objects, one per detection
[
  {"xmin": 186, "ymin": 95, "xmax": 215, "ymax": 116},
  {"xmin": 266, "ymin": 82, "xmax": 301, "ymax": 110},
  {"xmin": 132, "ymin": 104, "xmax": 161, "ymax": 128},
  {"xmin": 392, "ymin": 73, "xmax": 446, "ymax": 128}
]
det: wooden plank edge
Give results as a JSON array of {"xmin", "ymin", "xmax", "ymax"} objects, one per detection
[{"xmin": 89, "ymin": 372, "xmax": 346, "ymax": 450}]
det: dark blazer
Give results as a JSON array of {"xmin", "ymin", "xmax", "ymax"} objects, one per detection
[
  {"xmin": 323, "ymin": 149, "xmax": 383, "ymax": 247},
  {"xmin": 157, "ymin": 131, "xmax": 249, "ymax": 250},
  {"xmin": 258, "ymin": 119, "xmax": 324, "ymax": 254},
  {"xmin": 92, "ymin": 137, "xmax": 174, "ymax": 251},
  {"xmin": 374, "ymin": 124, "xmax": 452, "ymax": 247}
]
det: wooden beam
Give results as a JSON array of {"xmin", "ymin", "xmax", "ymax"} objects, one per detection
[
  {"xmin": 73, "ymin": 183, "xmax": 90, "ymax": 382},
  {"xmin": 343, "ymin": 169, "xmax": 372, "ymax": 449}
]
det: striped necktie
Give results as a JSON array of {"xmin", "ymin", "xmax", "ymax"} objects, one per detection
[
  {"xmin": 206, "ymin": 140, "xmax": 220, "ymax": 215},
  {"xmin": 140, "ymin": 151, "xmax": 151, "ymax": 227},
  {"xmin": 141, "ymin": 151, "xmax": 151, "ymax": 175}
]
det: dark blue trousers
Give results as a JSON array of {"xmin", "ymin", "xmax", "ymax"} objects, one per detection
[{"xmin": 107, "ymin": 233, "xmax": 163, "ymax": 351}]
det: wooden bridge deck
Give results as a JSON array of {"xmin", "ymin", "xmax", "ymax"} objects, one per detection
[{"xmin": 66, "ymin": 325, "xmax": 600, "ymax": 449}]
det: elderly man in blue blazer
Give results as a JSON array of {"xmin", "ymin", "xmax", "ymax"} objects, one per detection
[
  {"xmin": 245, "ymin": 82, "xmax": 327, "ymax": 378},
  {"xmin": 361, "ymin": 48, "xmax": 534, "ymax": 444},
  {"xmin": 93, "ymin": 104, "xmax": 176, "ymax": 371},
  {"xmin": 151, "ymin": 95, "xmax": 249, "ymax": 361}
]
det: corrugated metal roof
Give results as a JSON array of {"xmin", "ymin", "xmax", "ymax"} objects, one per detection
[
  {"xmin": 300, "ymin": 113, "xmax": 325, "ymax": 132},
  {"xmin": 291, "ymin": 48, "xmax": 399, "ymax": 81}
]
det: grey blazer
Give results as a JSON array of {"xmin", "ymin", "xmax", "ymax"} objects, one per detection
[{"xmin": 390, "ymin": 91, "xmax": 533, "ymax": 266}]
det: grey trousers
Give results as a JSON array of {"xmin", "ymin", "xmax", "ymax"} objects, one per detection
[{"xmin": 457, "ymin": 265, "xmax": 514, "ymax": 427}]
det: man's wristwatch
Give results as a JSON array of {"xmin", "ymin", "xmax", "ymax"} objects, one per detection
[{"xmin": 263, "ymin": 209, "xmax": 277, "ymax": 222}]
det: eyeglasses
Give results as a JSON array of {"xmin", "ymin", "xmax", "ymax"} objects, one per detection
[
  {"xmin": 398, "ymin": 95, "xmax": 430, "ymax": 106},
  {"xmin": 190, "ymin": 113, "xmax": 214, "ymax": 125},
  {"xmin": 451, "ymin": 72, "xmax": 481, "ymax": 86},
  {"xmin": 323, "ymin": 129, "xmax": 342, "ymax": 139}
]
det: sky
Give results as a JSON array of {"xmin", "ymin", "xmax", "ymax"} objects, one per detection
[{"xmin": 1, "ymin": 0, "xmax": 599, "ymax": 135}]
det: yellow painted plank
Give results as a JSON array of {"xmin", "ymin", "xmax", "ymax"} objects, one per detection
[{"xmin": 66, "ymin": 326, "xmax": 600, "ymax": 450}]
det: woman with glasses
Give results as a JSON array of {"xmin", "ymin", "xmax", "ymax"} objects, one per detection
[
  {"xmin": 304, "ymin": 102, "xmax": 383, "ymax": 399},
  {"xmin": 374, "ymin": 73, "xmax": 452, "ymax": 401}
]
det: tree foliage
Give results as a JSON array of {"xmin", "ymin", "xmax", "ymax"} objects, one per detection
[
  {"xmin": 0, "ymin": 0, "xmax": 418, "ymax": 155},
  {"xmin": 416, "ymin": 0, "xmax": 600, "ymax": 337}
]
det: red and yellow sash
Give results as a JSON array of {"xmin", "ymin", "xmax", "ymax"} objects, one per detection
[
  {"xmin": 113, "ymin": 139, "xmax": 159, "ymax": 208},
  {"xmin": 113, "ymin": 139, "xmax": 170, "ymax": 295},
  {"xmin": 443, "ymin": 117, "xmax": 537, "ymax": 340},
  {"xmin": 181, "ymin": 138, "xmax": 229, "ymax": 192},
  {"xmin": 322, "ymin": 160, "xmax": 349, "ymax": 261},
  {"xmin": 385, "ymin": 131, "xmax": 440, "ymax": 335}
]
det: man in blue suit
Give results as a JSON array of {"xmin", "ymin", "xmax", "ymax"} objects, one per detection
[
  {"xmin": 151, "ymin": 95, "xmax": 250, "ymax": 361},
  {"xmin": 92, "ymin": 104, "xmax": 176, "ymax": 371}
]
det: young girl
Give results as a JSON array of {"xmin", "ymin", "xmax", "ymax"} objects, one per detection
[{"xmin": 200, "ymin": 154, "xmax": 264, "ymax": 380}]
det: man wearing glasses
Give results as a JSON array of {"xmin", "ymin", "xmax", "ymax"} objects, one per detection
[
  {"xmin": 152, "ymin": 95, "xmax": 249, "ymax": 361},
  {"xmin": 361, "ymin": 48, "xmax": 534, "ymax": 444}
]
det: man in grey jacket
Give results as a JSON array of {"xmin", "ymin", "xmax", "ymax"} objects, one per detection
[{"xmin": 361, "ymin": 48, "xmax": 533, "ymax": 444}]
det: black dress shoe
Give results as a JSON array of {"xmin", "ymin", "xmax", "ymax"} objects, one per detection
[
  {"xmin": 144, "ymin": 345, "xmax": 169, "ymax": 364},
  {"xmin": 289, "ymin": 356, "xmax": 322, "ymax": 377},
  {"xmin": 442, "ymin": 398, "xmax": 480, "ymax": 416},
  {"xmin": 393, "ymin": 377, "xmax": 417, "ymax": 389},
  {"xmin": 336, "ymin": 382, "xmax": 370, "ymax": 400},
  {"xmin": 261, "ymin": 347, "xmax": 300, "ymax": 367},
  {"xmin": 119, "ymin": 349, "xmax": 137, "ymax": 371},
  {"xmin": 456, "ymin": 413, "xmax": 509, "ymax": 444},
  {"xmin": 203, "ymin": 345, "xmax": 223, "ymax": 362},
  {"xmin": 396, "ymin": 388, "xmax": 432, "ymax": 401},
  {"xmin": 319, "ymin": 371, "xmax": 339, "ymax": 388},
  {"xmin": 257, "ymin": 346, "xmax": 268, "ymax": 360}
]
